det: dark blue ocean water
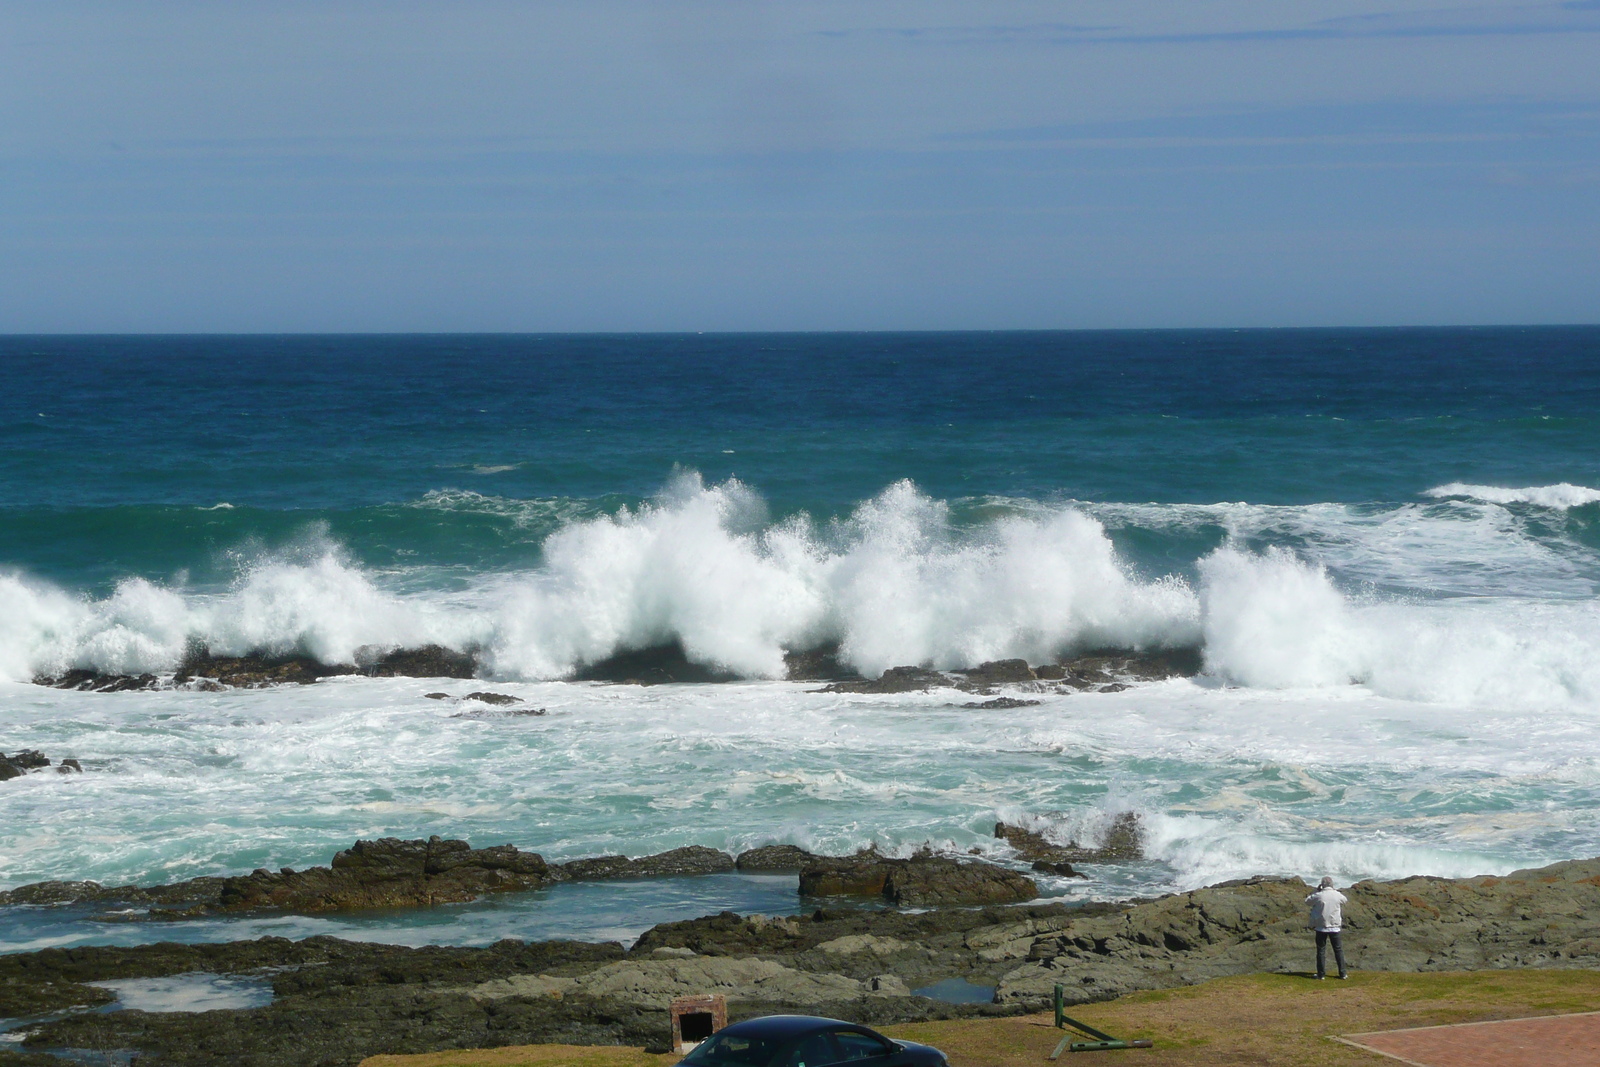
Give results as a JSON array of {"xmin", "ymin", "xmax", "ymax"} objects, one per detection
[{"xmin": 4, "ymin": 328, "xmax": 1598, "ymax": 592}]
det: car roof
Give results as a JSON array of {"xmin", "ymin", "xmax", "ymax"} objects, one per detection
[{"xmin": 714, "ymin": 1015, "xmax": 867, "ymax": 1041}]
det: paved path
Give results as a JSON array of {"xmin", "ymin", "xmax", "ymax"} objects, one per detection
[{"xmin": 1338, "ymin": 1011, "xmax": 1600, "ymax": 1066}]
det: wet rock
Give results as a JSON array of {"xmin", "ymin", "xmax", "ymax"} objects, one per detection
[
  {"xmin": 0, "ymin": 1049, "xmax": 67, "ymax": 1067},
  {"xmin": 33, "ymin": 669, "xmax": 162, "ymax": 692},
  {"xmin": 573, "ymin": 641, "xmax": 742, "ymax": 685},
  {"xmin": 961, "ymin": 697, "xmax": 1041, "ymax": 710},
  {"xmin": 2, "ymin": 750, "xmax": 60, "ymax": 781},
  {"xmin": 995, "ymin": 813, "xmax": 1144, "ymax": 865},
  {"xmin": 359, "ymin": 644, "xmax": 478, "ymax": 679},
  {"xmin": 208, "ymin": 837, "xmax": 552, "ymax": 913},
  {"xmin": 1062, "ymin": 648, "xmax": 1202, "ymax": 682},
  {"xmin": 0, "ymin": 976, "xmax": 117, "ymax": 1016},
  {"xmin": 1030, "ymin": 860, "xmax": 1087, "ymax": 878},
  {"xmin": 818, "ymin": 666, "xmax": 953, "ymax": 694},
  {"xmin": 57, "ymin": 758, "xmax": 83, "ymax": 773},
  {"xmin": 783, "ymin": 644, "xmax": 863, "ymax": 682},
  {"xmin": 953, "ymin": 659, "xmax": 1036, "ymax": 686},
  {"xmin": 735, "ymin": 845, "xmax": 819, "ymax": 871},
  {"xmin": 424, "ymin": 692, "xmax": 450, "ymax": 700},
  {"xmin": 462, "ymin": 691, "xmax": 522, "ymax": 705},
  {"xmin": 800, "ymin": 852, "xmax": 1037, "ymax": 907},
  {"xmin": 555, "ymin": 846, "xmax": 736, "ymax": 882},
  {"xmin": 174, "ymin": 649, "xmax": 353, "ymax": 689}
]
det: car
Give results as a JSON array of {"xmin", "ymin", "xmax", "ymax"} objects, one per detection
[{"xmin": 676, "ymin": 1014, "xmax": 950, "ymax": 1067}]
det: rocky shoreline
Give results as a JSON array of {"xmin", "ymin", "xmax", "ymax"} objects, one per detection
[
  {"xmin": 28, "ymin": 643, "xmax": 1199, "ymax": 694},
  {"xmin": 0, "ymin": 821, "xmax": 1136, "ymax": 916},
  {"xmin": 4, "ymin": 855, "xmax": 1600, "ymax": 1067}
]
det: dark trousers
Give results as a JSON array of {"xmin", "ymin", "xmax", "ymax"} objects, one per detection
[{"xmin": 1316, "ymin": 930, "xmax": 1347, "ymax": 977}]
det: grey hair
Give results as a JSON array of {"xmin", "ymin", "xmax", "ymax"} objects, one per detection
[{"xmin": 1319, "ymin": 876, "xmax": 1335, "ymax": 888}]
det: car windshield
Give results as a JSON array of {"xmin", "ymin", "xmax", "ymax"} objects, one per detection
[{"xmin": 680, "ymin": 1032, "xmax": 784, "ymax": 1067}]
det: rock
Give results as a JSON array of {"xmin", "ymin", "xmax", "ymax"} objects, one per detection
[
  {"xmin": 1031, "ymin": 860, "xmax": 1087, "ymax": 878},
  {"xmin": 572, "ymin": 641, "xmax": 742, "ymax": 684},
  {"xmin": 818, "ymin": 666, "xmax": 953, "ymax": 694},
  {"xmin": 174, "ymin": 649, "xmax": 353, "ymax": 688},
  {"xmin": 171, "ymin": 836, "xmax": 555, "ymax": 914},
  {"xmin": 556, "ymin": 846, "xmax": 736, "ymax": 882},
  {"xmin": 463, "ymin": 691, "xmax": 522, "ymax": 705},
  {"xmin": 995, "ymin": 812, "xmax": 1144, "ymax": 865},
  {"xmin": 2, "ymin": 750, "xmax": 58, "ymax": 781},
  {"xmin": 57, "ymin": 758, "xmax": 83, "ymax": 773},
  {"xmin": 424, "ymin": 692, "xmax": 450, "ymax": 700},
  {"xmin": 34, "ymin": 669, "xmax": 162, "ymax": 692},
  {"xmin": 800, "ymin": 852, "xmax": 1037, "ymax": 906},
  {"xmin": 735, "ymin": 845, "xmax": 819, "ymax": 871},
  {"xmin": 1061, "ymin": 648, "xmax": 1202, "ymax": 683},
  {"xmin": 962, "ymin": 697, "xmax": 1041, "ymax": 710},
  {"xmin": 0, "ymin": 977, "xmax": 116, "ymax": 1016},
  {"xmin": 474, "ymin": 956, "xmax": 870, "ymax": 1009},
  {"xmin": 783, "ymin": 644, "xmax": 863, "ymax": 682},
  {"xmin": 869, "ymin": 974, "xmax": 911, "ymax": 995},
  {"xmin": 360, "ymin": 644, "xmax": 478, "ymax": 679},
  {"xmin": 953, "ymin": 660, "xmax": 1036, "ymax": 686}
]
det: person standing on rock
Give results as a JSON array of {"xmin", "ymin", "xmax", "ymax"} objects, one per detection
[{"xmin": 1306, "ymin": 876, "xmax": 1349, "ymax": 980}]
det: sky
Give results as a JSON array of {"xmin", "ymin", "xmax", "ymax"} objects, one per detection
[{"xmin": 1, "ymin": 1, "xmax": 1597, "ymax": 332}]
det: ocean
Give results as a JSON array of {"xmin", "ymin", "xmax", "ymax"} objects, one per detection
[{"xmin": 3, "ymin": 328, "xmax": 1600, "ymax": 952}]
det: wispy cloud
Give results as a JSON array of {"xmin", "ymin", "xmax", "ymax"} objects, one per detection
[{"xmin": 819, "ymin": 3, "xmax": 1600, "ymax": 47}]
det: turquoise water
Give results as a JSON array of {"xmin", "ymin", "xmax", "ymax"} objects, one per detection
[{"xmin": 3, "ymin": 328, "xmax": 1599, "ymax": 948}]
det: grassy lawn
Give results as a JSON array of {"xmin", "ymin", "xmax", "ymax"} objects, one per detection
[{"xmin": 361, "ymin": 969, "xmax": 1600, "ymax": 1067}]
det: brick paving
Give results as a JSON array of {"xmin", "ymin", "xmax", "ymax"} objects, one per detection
[{"xmin": 1337, "ymin": 1011, "xmax": 1600, "ymax": 1066}]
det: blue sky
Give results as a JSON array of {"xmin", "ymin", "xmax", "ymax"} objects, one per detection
[{"xmin": 1, "ymin": 1, "xmax": 1597, "ymax": 331}]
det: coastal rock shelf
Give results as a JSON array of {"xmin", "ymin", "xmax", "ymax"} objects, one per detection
[
  {"xmin": 0, "ymin": 836, "xmax": 1051, "ymax": 915},
  {"xmin": 31, "ymin": 644, "xmax": 1199, "ymax": 693},
  {"xmin": 6, "ymin": 857, "xmax": 1600, "ymax": 1067}
]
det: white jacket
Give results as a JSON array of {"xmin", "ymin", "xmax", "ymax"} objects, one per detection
[{"xmin": 1306, "ymin": 887, "xmax": 1347, "ymax": 932}]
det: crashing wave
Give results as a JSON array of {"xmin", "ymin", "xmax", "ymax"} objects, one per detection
[{"xmin": 1424, "ymin": 482, "xmax": 1600, "ymax": 509}]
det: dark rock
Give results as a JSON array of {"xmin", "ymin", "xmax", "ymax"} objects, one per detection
[
  {"xmin": 783, "ymin": 644, "xmax": 863, "ymax": 682},
  {"xmin": 424, "ymin": 692, "xmax": 450, "ymax": 700},
  {"xmin": 995, "ymin": 813, "xmax": 1144, "ymax": 865},
  {"xmin": 0, "ymin": 976, "xmax": 116, "ymax": 1016},
  {"xmin": 573, "ymin": 641, "xmax": 742, "ymax": 684},
  {"xmin": 175, "ymin": 648, "xmax": 355, "ymax": 689},
  {"xmin": 0, "ymin": 1049, "xmax": 68, "ymax": 1067},
  {"xmin": 961, "ymin": 697, "xmax": 1041, "ymax": 710},
  {"xmin": 800, "ymin": 852, "xmax": 1037, "ymax": 907},
  {"xmin": 462, "ymin": 691, "xmax": 521, "ymax": 705},
  {"xmin": 0, "ymin": 759, "xmax": 22, "ymax": 782},
  {"xmin": 1031, "ymin": 860, "xmax": 1087, "ymax": 878},
  {"xmin": 736, "ymin": 845, "xmax": 820, "ymax": 871},
  {"xmin": 953, "ymin": 659, "xmax": 1036, "ymax": 686},
  {"xmin": 556, "ymin": 846, "xmax": 736, "ymax": 882},
  {"xmin": 57, "ymin": 758, "xmax": 83, "ymax": 773},
  {"xmin": 9, "ymin": 749, "xmax": 51, "ymax": 769},
  {"xmin": 1033, "ymin": 664, "xmax": 1067, "ymax": 680},
  {"xmin": 360, "ymin": 644, "xmax": 478, "ymax": 679},
  {"xmin": 34, "ymin": 669, "xmax": 162, "ymax": 692},
  {"xmin": 818, "ymin": 665, "xmax": 952, "ymax": 694},
  {"xmin": 1062, "ymin": 647, "xmax": 1202, "ymax": 682}
]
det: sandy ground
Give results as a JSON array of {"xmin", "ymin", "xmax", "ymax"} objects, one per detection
[{"xmin": 360, "ymin": 969, "xmax": 1600, "ymax": 1067}]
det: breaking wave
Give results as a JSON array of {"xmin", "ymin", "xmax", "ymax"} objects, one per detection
[
  {"xmin": 5, "ymin": 474, "xmax": 1600, "ymax": 709},
  {"xmin": 1425, "ymin": 482, "xmax": 1600, "ymax": 509}
]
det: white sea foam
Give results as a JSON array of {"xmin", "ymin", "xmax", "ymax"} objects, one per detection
[
  {"xmin": 4, "ymin": 477, "xmax": 1600, "ymax": 712},
  {"xmin": 1425, "ymin": 482, "xmax": 1600, "ymax": 509}
]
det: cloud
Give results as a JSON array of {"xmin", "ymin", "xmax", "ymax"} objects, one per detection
[{"xmin": 818, "ymin": 2, "xmax": 1600, "ymax": 47}]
